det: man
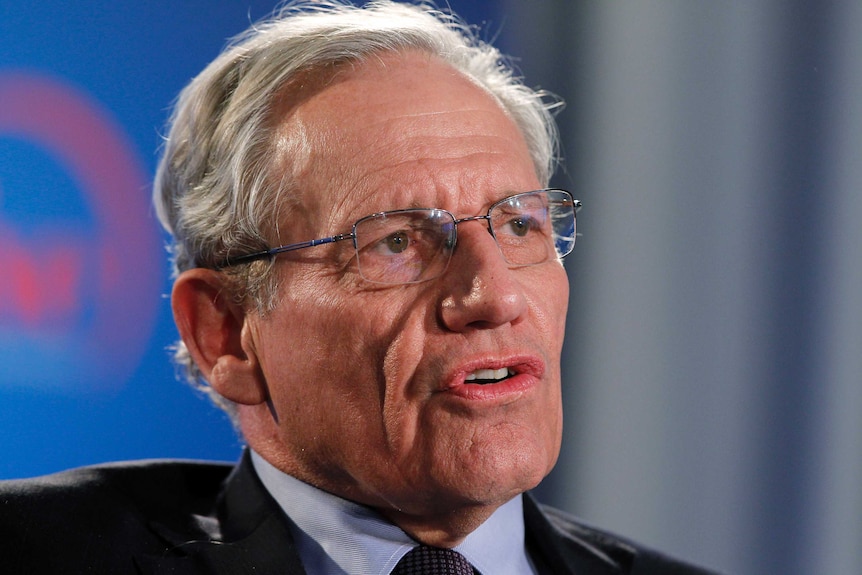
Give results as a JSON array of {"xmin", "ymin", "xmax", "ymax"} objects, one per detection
[{"xmin": 0, "ymin": 2, "xmax": 720, "ymax": 573}]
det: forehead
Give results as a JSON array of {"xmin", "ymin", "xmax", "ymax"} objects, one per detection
[{"xmin": 272, "ymin": 51, "xmax": 539, "ymax": 232}]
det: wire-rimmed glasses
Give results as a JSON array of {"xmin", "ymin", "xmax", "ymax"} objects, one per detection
[{"xmin": 219, "ymin": 189, "xmax": 581, "ymax": 285}]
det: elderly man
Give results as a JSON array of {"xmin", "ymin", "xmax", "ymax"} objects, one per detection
[{"xmin": 0, "ymin": 2, "xmax": 720, "ymax": 574}]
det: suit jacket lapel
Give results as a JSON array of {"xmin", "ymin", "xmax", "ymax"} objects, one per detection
[
  {"xmin": 135, "ymin": 451, "xmax": 307, "ymax": 575},
  {"xmin": 524, "ymin": 492, "xmax": 635, "ymax": 575}
]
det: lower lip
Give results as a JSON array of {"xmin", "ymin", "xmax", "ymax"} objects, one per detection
[{"xmin": 444, "ymin": 372, "xmax": 538, "ymax": 402}]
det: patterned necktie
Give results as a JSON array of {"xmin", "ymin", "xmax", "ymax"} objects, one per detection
[{"xmin": 391, "ymin": 545, "xmax": 476, "ymax": 575}]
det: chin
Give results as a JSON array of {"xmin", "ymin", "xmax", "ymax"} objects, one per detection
[{"xmin": 437, "ymin": 444, "xmax": 556, "ymax": 506}]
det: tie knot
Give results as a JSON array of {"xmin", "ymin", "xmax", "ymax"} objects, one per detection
[{"xmin": 391, "ymin": 545, "xmax": 476, "ymax": 575}]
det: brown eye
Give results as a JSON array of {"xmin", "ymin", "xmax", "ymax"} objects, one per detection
[
  {"xmin": 385, "ymin": 231, "xmax": 410, "ymax": 253},
  {"xmin": 509, "ymin": 217, "xmax": 530, "ymax": 237}
]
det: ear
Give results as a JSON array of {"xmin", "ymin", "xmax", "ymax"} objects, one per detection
[{"xmin": 171, "ymin": 268, "xmax": 268, "ymax": 406}]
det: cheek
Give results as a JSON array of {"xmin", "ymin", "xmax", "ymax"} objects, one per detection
[
  {"xmin": 529, "ymin": 263, "xmax": 570, "ymax": 349},
  {"xmin": 378, "ymin": 304, "xmax": 437, "ymax": 452},
  {"xmin": 255, "ymin": 284, "xmax": 377, "ymax": 416},
  {"xmin": 266, "ymin": 281, "xmax": 429, "ymax": 444},
  {"xmin": 525, "ymin": 265, "xmax": 568, "ymax": 451},
  {"xmin": 381, "ymin": 309, "xmax": 431, "ymax": 395}
]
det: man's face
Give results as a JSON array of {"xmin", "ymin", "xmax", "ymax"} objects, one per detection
[{"xmin": 243, "ymin": 52, "xmax": 569, "ymax": 529}]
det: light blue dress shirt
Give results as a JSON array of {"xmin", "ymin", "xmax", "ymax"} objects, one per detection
[{"xmin": 251, "ymin": 451, "xmax": 538, "ymax": 574}]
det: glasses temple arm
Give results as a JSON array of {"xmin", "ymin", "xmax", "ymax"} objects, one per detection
[{"xmin": 216, "ymin": 233, "xmax": 355, "ymax": 268}]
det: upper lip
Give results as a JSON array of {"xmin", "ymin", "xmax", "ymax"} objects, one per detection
[{"xmin": 442, "ymin": 354, "xmax": 545, "ymax": 390}]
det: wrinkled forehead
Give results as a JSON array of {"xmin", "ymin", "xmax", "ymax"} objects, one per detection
[{"xmin": 264, "ymin": 50, "xmax": 535, "ymax": 239}]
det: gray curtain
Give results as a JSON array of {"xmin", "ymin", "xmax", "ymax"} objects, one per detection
[{"xmin": 502, "ymin": 2, "xmax": 862, "ymax": 574}]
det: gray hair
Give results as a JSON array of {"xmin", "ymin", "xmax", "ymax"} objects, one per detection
[{"xmin": 153, "ymin": 0, "xmax": 562, "ymax": 417}]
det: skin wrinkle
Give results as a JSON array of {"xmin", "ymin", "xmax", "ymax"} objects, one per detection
[
  {"xmin": 300, "ymin": 133, "xmax": 520, "ymax": 234},
  {"xmin": 273, "ymin": 59, "xmax": 523, "ymax": 230}
]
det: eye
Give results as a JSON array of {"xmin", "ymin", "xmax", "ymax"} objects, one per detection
[
  {"xmin": 500, "ymin": 214, "xmax": 542, "ymax": 238},
  {"xmin": 384, "ymin": 231, "xmax": 410, "ymax": 254},
  {"xmin": 507, "ymin": 217, "xmax": 531, "ymax": 237}
]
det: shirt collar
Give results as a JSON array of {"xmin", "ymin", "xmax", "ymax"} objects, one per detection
[{"xmin": 251, "ymin": 450, "xmax": 537, "ymax": 575}]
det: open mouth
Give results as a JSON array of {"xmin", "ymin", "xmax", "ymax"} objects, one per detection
[{"xmin": 464, "ymin": 367, "xmax": 515, "ymax": 385}]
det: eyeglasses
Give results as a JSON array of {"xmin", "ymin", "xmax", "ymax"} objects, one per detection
[{"xmin": 219, "ymin": 189, "xmax": 581, "ymax": 285}]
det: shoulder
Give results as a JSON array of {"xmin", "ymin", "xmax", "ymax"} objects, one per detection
[
  {"xmin": 0, "ymin": 458, "xmax": 233, "ymax": 519},
  {"xmin": 0, "ymin": 459, "xmax": 234, "ymax": 571},
  {"xmin": 529, "ymin": 498, "xmax": 724, "ymax": 574}
]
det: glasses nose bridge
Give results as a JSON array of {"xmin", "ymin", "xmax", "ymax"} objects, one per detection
[
  {"xmin": 449, "ymin": 213, "xmax": 499, "ymax": 257},
  {"xmin": 453, "ymin": 213, "xmax": 493, "ymax": 236}
]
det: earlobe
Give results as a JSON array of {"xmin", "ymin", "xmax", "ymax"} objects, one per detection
[{"xmin": 171, "ymin": 268, "xmax": 268, "ymax": 406}]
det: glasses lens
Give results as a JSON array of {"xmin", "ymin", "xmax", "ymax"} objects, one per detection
[
  {"xmin": 353, "ymin": 209, "xmax": 455, "ymax": 284},
  {"xmin": 489, "ymin": 189, "xmax": 576, "ymax": 265}
]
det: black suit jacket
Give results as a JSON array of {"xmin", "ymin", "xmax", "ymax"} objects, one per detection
[{"xmin": 0, "ymin": 452, "xmax": 720, "ymax": 574}]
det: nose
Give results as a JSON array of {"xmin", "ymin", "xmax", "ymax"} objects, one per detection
[{"xmin": 439, "ymin": 220, "xmax": 528, "ymax": 331}]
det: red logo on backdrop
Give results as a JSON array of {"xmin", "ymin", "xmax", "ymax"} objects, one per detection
[{"xmin": 0, "ymin": 73, "xmax": 162, "ymax": 390}]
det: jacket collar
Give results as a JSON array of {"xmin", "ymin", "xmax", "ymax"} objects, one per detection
[
  {"xmin": 134, "ymin": 451, "xmax": 307, "ymax": 575},
  {"xmin": 523, "ymin": 492, "xmax": 635, "ymax": 575}
]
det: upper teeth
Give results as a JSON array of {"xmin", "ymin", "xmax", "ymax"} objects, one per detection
[{"xmin": 465, "ymin": 368, "xmax": 512, "ymax": 382}]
